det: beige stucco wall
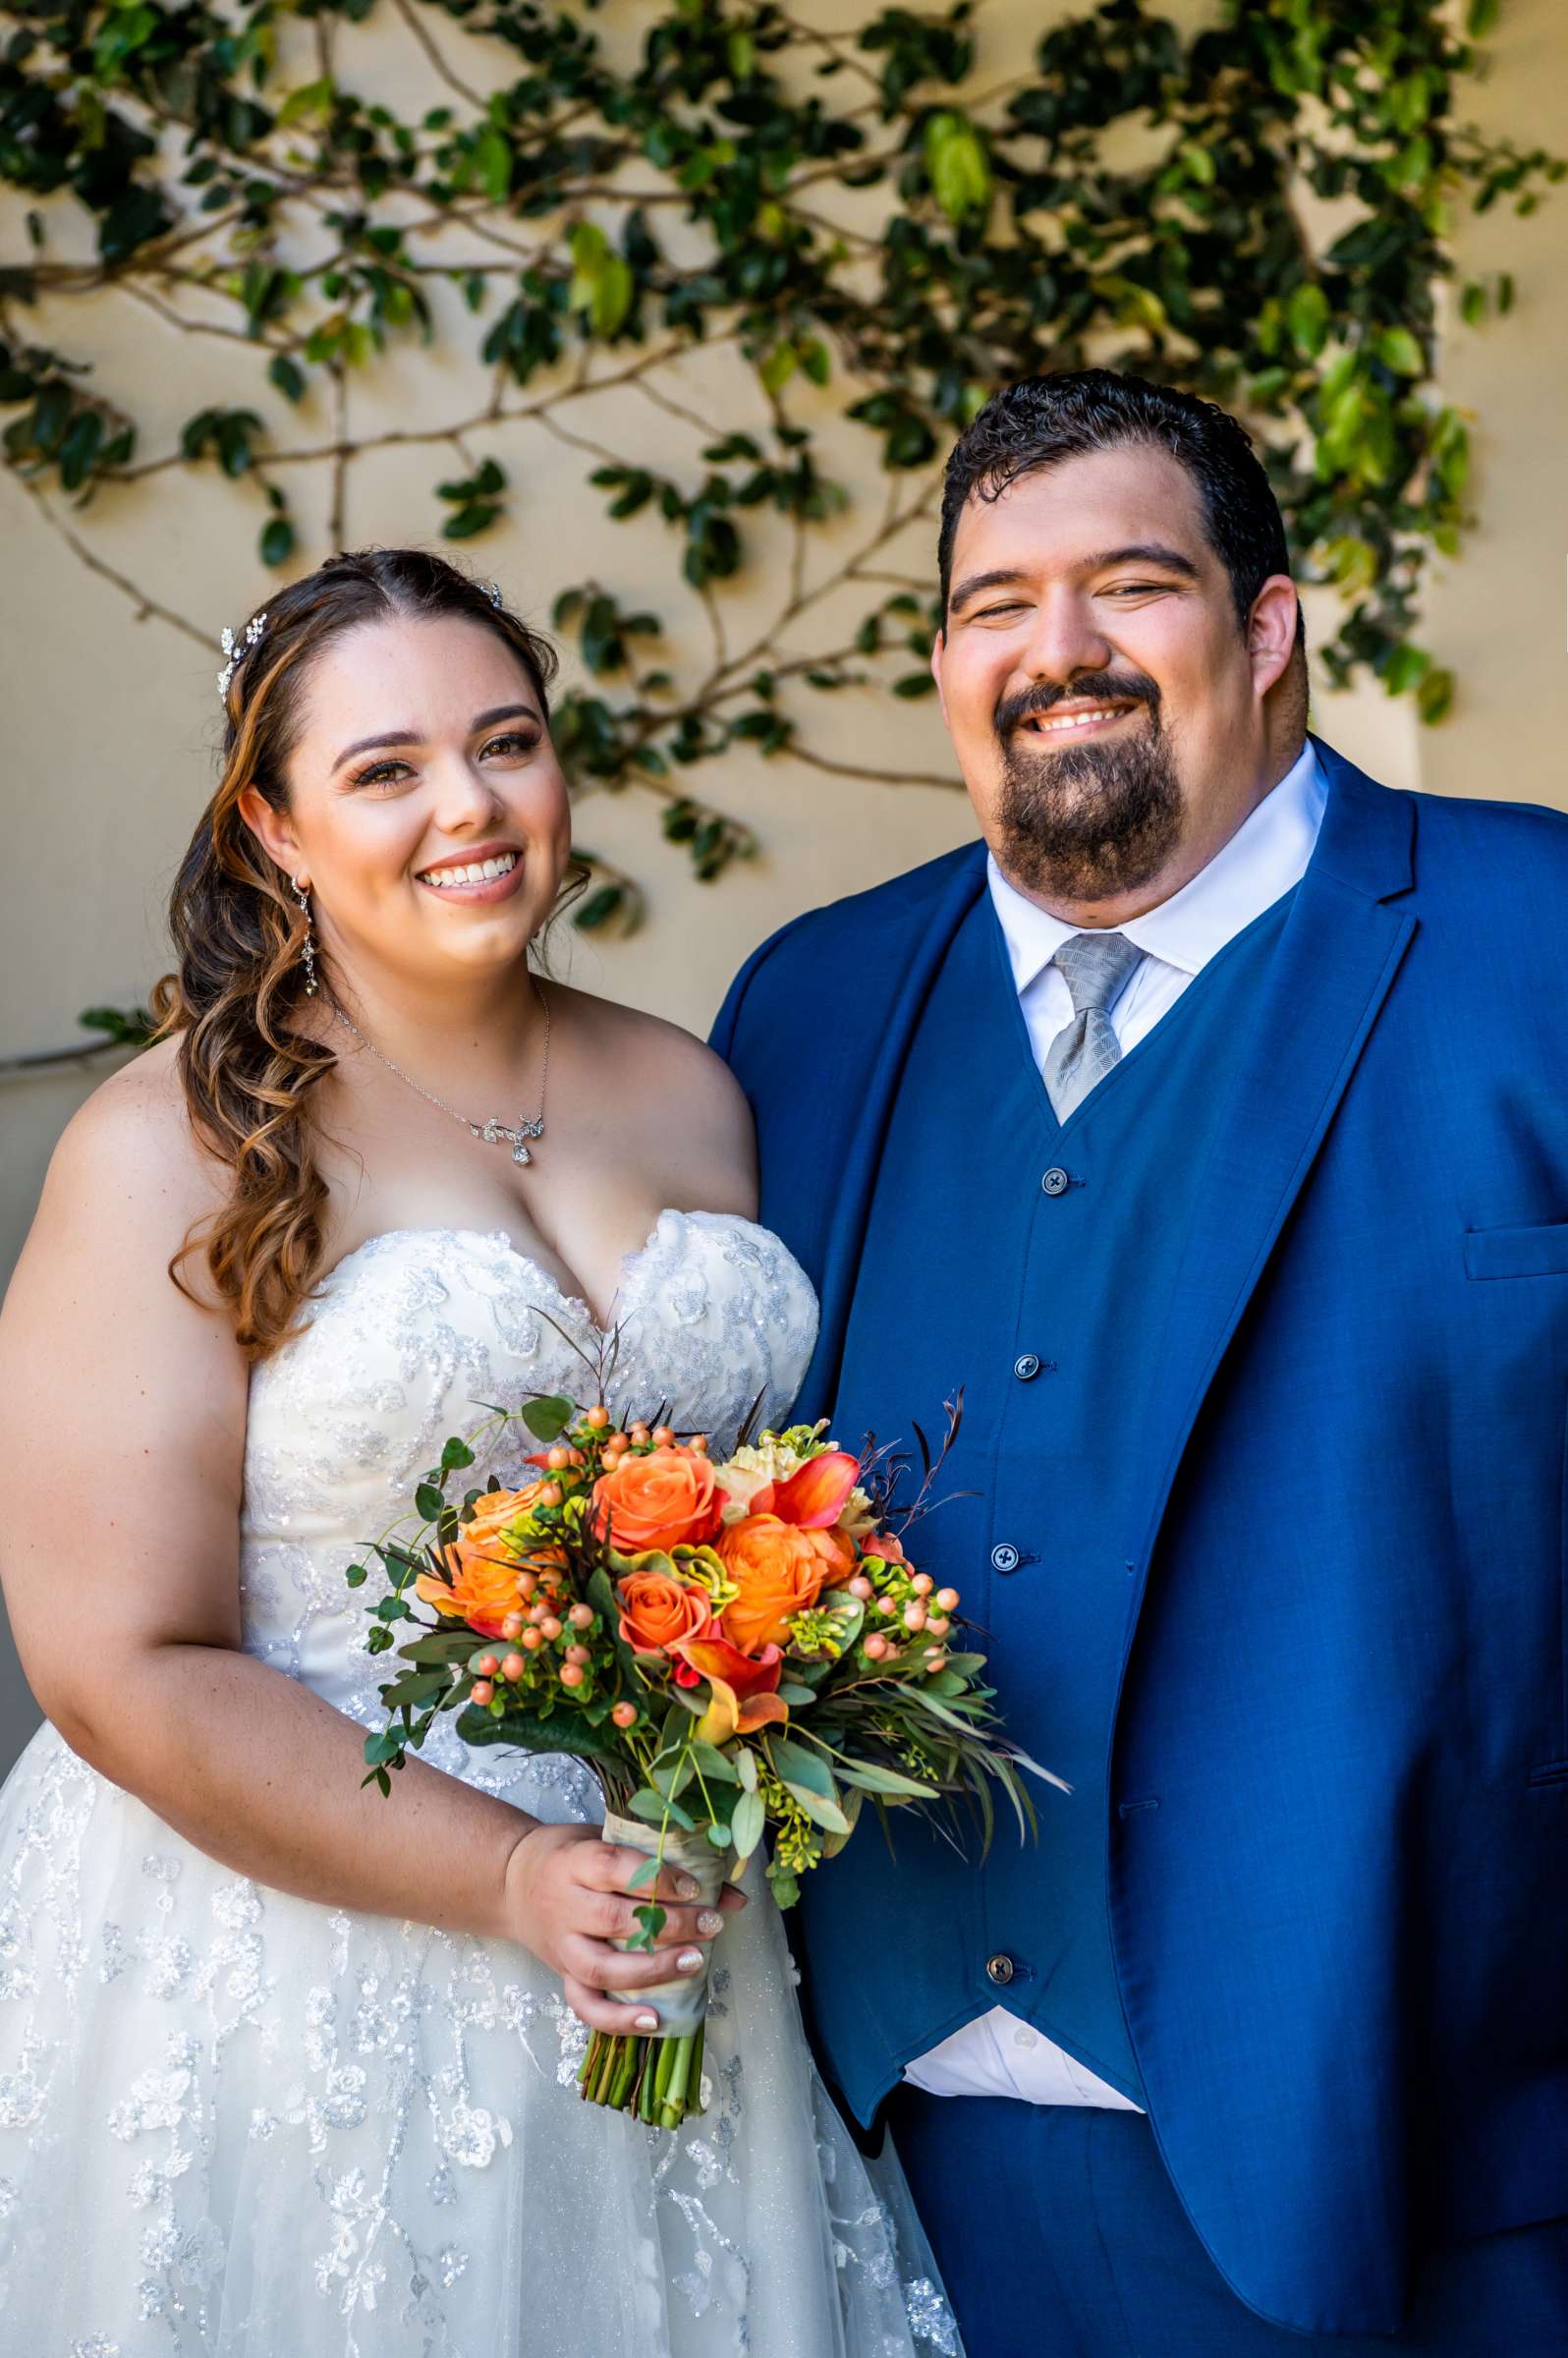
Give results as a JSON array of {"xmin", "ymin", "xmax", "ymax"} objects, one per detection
[{"xmin": 2, "ymin": 0, "xmax": 1565, "ymax": 1771}]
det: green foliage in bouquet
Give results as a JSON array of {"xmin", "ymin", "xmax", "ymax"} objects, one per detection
[{"xmin": 1, "ymin": 0, "xmax": 1559, "ymax": 939}]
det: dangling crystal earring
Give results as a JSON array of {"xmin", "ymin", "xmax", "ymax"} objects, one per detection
[{"xmin": 292, "ymin": 874, "xmax": 318, "ymax": 996}]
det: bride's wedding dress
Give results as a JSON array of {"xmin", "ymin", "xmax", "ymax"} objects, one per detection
[{"xmin": 0, "ymin": 1213, "xmax": 959, "ymax": 2356}]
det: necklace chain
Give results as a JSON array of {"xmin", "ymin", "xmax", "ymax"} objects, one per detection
[{"xmin": 326, "ymin": 980, "xmax": 551, "ymax": 1166}]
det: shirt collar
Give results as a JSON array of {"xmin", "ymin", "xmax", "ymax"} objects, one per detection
[{"xmin": 988, "ymin": 739, "xmax": 1327, "ymax": 998}]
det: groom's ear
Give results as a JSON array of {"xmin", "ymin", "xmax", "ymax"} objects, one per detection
[{"xmin": 929, "ymin": 619, "xmax": 950, "ymax": 728}]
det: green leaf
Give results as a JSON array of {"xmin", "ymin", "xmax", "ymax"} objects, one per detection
[
  {"xmin": 267, "ymin": 355, "xmax": 306, "ymax": 405},
  {"xmin": 785, "ymin": 1781, "xmax": 850, "ymax": 1834},
  {"xmin": 689, "ymin": 1739, "xmax": 739, "ymax": 1782},
  {"xmin": 520, "ymin": 1394, "xmax": 573, "ymax": 1442},
  {"xmin": 259, "ymin": 515, "xmax": 295, "ymax": 567},
  {"xmin": 730, "ymin": 1787, "xmax": 765, "ymax": 1862},
  {"xmin": 568, "ymin": 223, "xmax": 632, "ymax": 338},
  {"xmin": 625, "ymin": 1900, "xmax": 667, "ymax": 1951},
  {"xmin": 277, "ymin": 77, "xmax": 334, "ymax": 127},
  {"xmin": 345, "ymin": 1562, "xmax": 368, "ymax": 1589},
  {"xmin": 575, "ymin": 884, "xmax": 626, "ymax": 932},
  {"xmin": 415, "ymin": 1482, "xmax": 445, "ymax": 1521},
  {"xmin": 441, "ymin": 1435, "xmax": 476, "ymax": 1472},
  {"xmin": 1286, "ymin": 282, "xmax": 1329, "ymax": 359},
  {"xmin": 379, "ymin": 1667, "xmax": 449, "ymax": 1711},
  {"xmin": 456, "ymin": 1702, "xmax": 622, "ymax": 1759},
  {"xmin": 759, "ymin": 343, "xmax": 797, "ymax": 395},
  {"xmin": 627, "ymin": 1785, "xmax": 696, "ymax": 1831},
  {"xmin": 652, "ymin": 1755, "xmax": 695, "ymax": 1802},
  {"xmin": 1375, "ymin": 326, "xmax": 1425, "ymax": 378},
  {"xmin": 836, "ymin": 1758, "xmax": 939, "ymax": 1799},
  {"xmin": 1417, "ymin": 665, "xmax": 1455, "ymax": 724},
  {"xmin": 767, "ymin": 1736, "xmax": 834, "ymax": 1798},
  {"xmin": 475, "ymin": 125, "xmax": 512, "ymax": 203},
  {"xmin": 1381, "ymin": 643, "xmax": 1430, "ymax": 697},
  {"xmin": 924, "ymin": 111, "xmax": 991, "ymax": 224}
]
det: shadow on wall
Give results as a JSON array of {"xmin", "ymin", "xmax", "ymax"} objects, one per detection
[{"xmin": 0, "ymin": 1606, "xmax": 40, "ymax": 1780}]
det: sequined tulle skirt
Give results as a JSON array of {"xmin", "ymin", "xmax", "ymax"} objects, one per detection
[{"xmin": 0, "ymin": 1725, "xmax": 960, "ymax": 2357}]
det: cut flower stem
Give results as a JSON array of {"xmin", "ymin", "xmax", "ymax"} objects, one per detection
[{"xmin": 579, "ymin": 2024, "xmax": 706, "ymax": 2128}]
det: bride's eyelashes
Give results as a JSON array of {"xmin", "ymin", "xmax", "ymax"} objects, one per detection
[{"xmin": 345, "ymin": 730, "xmax": 541, "ymax": 791}]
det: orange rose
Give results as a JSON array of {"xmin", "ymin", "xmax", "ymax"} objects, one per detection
[
  {"xmin": 592, "ymin": 1447, "xmax": 725, "ymax": 1554},
  {"xmin": 616, "ymin": 1567, "xmax": 714, "ymax": 1656},
  {"xmin": 716, "ymin": 1514, "xmax": 854, "ymax": 1654},
  {"xmin": 415, "ymin": 1483, "xmax": 554, "ymax": 1637}
]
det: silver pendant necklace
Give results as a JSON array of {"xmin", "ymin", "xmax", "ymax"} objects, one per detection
[{"xmin": 326, "ymin": 980, "xmax": 551, "ymax": 1166}]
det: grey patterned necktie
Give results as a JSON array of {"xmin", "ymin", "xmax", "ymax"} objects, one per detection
[{"xmin": 1041, "ymin": 930, "xmax": 1144, "ymax": 1121}]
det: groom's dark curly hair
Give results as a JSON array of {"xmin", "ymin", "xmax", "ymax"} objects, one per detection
[{"xmin": 936, "ymin": 369, "xmax": 1304, "ymax": 664}]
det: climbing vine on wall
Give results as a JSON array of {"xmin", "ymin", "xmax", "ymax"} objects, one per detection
[{"xmin": 0, "ymin": 0, "xmax": 1559, "ymax": 929}]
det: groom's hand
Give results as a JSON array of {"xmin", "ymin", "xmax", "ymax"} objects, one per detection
[{"xmin": 501, "ymin": 1821, "xmax": 747, "ymax": 2033}]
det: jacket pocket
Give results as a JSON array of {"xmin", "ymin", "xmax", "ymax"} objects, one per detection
[{"xmin": 1465, "ymin": 1221, "xmax": 1568, "ymax": 1281}]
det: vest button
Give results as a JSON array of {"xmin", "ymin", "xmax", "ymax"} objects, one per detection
[
  {"xmin": 985, "ymin": 1952, "xmax": 1016, "ymax": 1987},
  {"xmin": 989, "ymin": 1542, "xmax": 1022, "ymax": 1574},
  {"xmin": 1013, "ymin": 1352, "xmax": 1041, "ymax": 1381},
  {"xmin": 1041, "ymin": 1166, "xmax": 1070, "ymax": 1198}
]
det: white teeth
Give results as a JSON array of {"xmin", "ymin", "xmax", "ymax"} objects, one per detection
[
  {"xmin": 1027, "ymin": 707, "xmax": 1124, "ymax": 733},
  {"xmin": 419, "ymin": 851, "xmax": 518, "ymax": 887}
]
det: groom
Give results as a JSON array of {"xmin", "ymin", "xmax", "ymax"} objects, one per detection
[{"xmin": 712, "ymin": 370, "xmax": 1568, "ymax": 2351}]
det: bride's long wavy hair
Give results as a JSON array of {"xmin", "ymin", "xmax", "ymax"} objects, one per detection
[{"xmin": 152, "ymin": 547, "xmax": 560, "ymax": 1362}]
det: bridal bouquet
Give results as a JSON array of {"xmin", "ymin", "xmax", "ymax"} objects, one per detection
[{"xmin": 355, "ymin": 1391, "xmax": 1048, "ymax": 2130}]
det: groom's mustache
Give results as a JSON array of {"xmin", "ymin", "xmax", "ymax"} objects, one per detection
[{"xmin": 993, "ymin": 671, "xmax": 1161, "ymax": 738}]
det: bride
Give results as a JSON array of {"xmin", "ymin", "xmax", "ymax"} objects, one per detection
[{"xmin": 0, "ymin": 547, "xmax": 958, "ymax": 2356}]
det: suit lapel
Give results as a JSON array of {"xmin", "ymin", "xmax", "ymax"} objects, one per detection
[
  {"xmin": 1125, "ymin": 746, "xmax": 1419, "ymax": 1600},
  {"xmin": 794, "ymin": 848, "xmax": 989, "ymax": 1414}
]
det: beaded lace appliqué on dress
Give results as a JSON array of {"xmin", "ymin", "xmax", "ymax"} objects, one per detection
[{"xmin": 0, "ymin": 1213, "xmax": 960, "ymax": 2357}]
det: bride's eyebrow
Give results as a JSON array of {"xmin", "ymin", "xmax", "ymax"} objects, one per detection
[
  {"xmin": 331, "ymin": 703, "xmax": 539, "ymax": 773},
  {"xmin": 470, "ymin": 702, "xmax": 540, "ymax": 733},
  {"xmin": 332, "ymin": 729, "xmax": 420, "ymax": 773}
]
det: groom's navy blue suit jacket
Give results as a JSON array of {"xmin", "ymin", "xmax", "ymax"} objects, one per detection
[{"xmin": 711, "ymin": 742, "xmax": 1568, "ymax": 2336}]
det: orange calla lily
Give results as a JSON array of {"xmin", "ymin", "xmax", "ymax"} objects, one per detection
[
  {"xmin": 674, "ymin": 1634, "xmax": 789, "ymax": 1743},
  {"xmin": 768, "ymin": 1450, "xmax": 861, "ymax": 1531}
]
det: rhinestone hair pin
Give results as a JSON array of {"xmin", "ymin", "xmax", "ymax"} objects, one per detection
[
  {"xmin": 217, "ymin": 611, "xmax": 268, "ymax": 700},
  {"xmin": 483, "ymin": 581, "xmax": 503, "ymax": 607}
]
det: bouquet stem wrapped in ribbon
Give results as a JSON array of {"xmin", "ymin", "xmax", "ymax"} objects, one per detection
[
  {"xmin": 582, "ymin": 1812, "xmax": 720, "ymax": 2126},
  {"xmin": 356, "ymin": 1392, "xmax": 1058, "ymax": 2129}
]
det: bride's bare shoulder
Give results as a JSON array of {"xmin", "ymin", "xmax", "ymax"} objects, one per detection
[
  {"xmin": 554, "ymin": 982, "xmax": 756, "ymax": 1201},
  {"xmin": 26, "ymin": 1035, "xmax": 224, "ymax": 1257}
]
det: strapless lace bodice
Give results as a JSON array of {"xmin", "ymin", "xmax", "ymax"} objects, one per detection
[{"xmin": 239, "ymin": 1211, "xmax": 819, "ymax": 1793}]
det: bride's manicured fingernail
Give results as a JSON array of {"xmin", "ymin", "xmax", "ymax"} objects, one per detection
[
  {"xmin": 635, "ymin": 2012, "xmax": 658, "ymax": 2031},
  {"xmin": 697, "ymin": 1910, "xmax": 723, "ymax": 1937},
  {"xmin": 676, "ymin": 1876, "xmax": 700, "ymax": 1899},
  {"xmin": 676, "ymin": 1947, "xmax": 703, "ymax": 1974}
]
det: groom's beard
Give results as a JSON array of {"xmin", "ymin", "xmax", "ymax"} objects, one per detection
[{"xmin": 992, "ymin": 676, "xmax": 1183, "ymax": 902}]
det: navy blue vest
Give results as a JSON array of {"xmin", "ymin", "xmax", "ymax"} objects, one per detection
[{"xmin": 798, "ymin": 883, "xmax": 1297, "ymax": 2121}]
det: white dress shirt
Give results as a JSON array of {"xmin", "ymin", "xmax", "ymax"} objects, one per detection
[{"xmin": 903, "ymin": 740, "xmax": 1328, "ymax": 2109}]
